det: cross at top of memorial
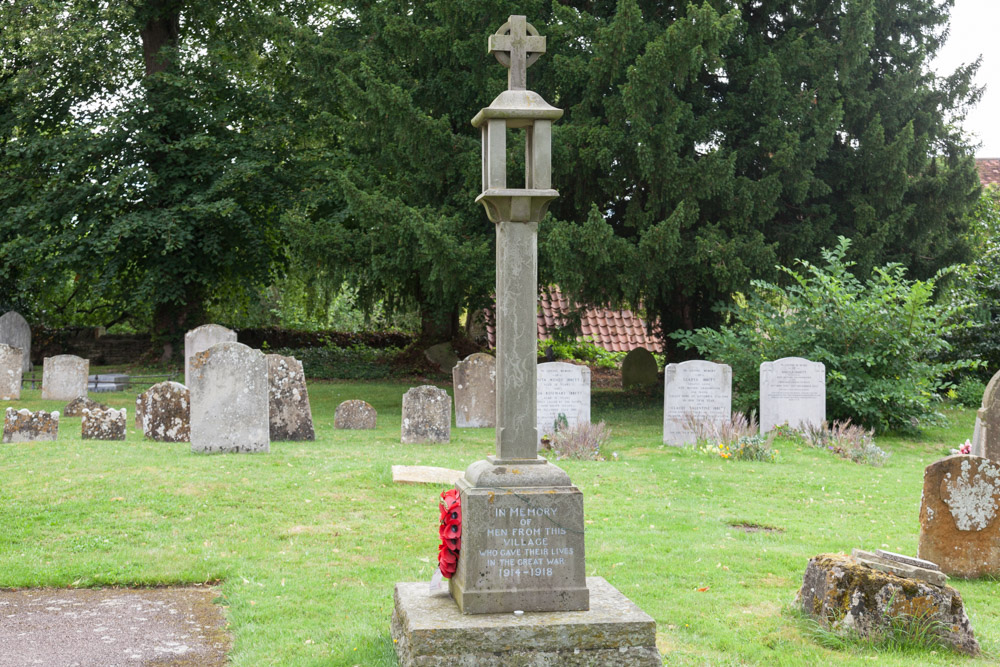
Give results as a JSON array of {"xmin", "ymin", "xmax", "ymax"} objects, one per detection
[{"xmin": 488, "ymin": 15, "xmax": 546, "ymax": 91}]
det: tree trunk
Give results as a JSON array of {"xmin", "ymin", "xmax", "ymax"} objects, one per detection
[{"xmin": 139, "ymin": 2, "xmax": 181, "ymax": 76}]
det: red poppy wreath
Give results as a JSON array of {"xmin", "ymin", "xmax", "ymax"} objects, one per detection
[{"xmin": 438, "ymin": 488, "xmax": 462, "ymax": 578}]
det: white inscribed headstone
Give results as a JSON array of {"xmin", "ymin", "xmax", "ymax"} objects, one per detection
[
  {"xmin": 184, "ymin": 324, "xmax": 237, "ymax": 388},
  {"xmin": 189, "ymin": 342, "xmax": 269, "ymax": 454},
  {"xmin": 0, "ymin": 311, "xmax": 31, "ymax": 373},
  {"xmin": 536, "ymin": 362, "xmax": 590, "ymax": 444},
  {"xmin": 663, "ymin": 360, "xmax": 732, "ymax": 445},
  {"xmin": 760, "ymin": 357, "xmax": 825, "ymax": 433},
  {"xmin": 41, "ymin": 355, "xmax": 89, "ymax": 401}
]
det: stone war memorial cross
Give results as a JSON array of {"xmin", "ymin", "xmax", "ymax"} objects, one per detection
[{"xmin": 391, "ymin": 16, "xmax": 661, "ymax": 667}]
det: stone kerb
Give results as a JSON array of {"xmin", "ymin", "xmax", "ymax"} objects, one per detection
[
  {"xmin": 621, "ymin": 347, "xmax": 658, "ymax": 389},
  {"xmin": 81, "ymin": 407, "xmax": 127, "ymax": 441},
  {"xmin": 3, "ymin": 408, "xmax": 59, "ymax": 443},
  {"xmin": 401, "ymin": 386, "xmax": 450, "ymax": 444},
  {"xmin": 971, "ymin": 369, "xmax": 1000, "ymax": 461},
  {"xmin": 0, "ymin": 343, "xmax": 23, "ymax": 400},
  {"xmin": 759, "ymin": 357, "xmax": 825, "ymax": 433},
  {"xmin": 41, "ymin": 355, "xmax": 89, "ymax": 402},
  {"xmin": 663, "ymin": 360, "xmax": 732, "ymax": 446},
  {"xmin": 918, "ymin": 454, "xmax": 1000, "ymax": 578},
  {"xmin": 335, "ymin": 400, "xmax": 377, "ymax": 430},
  {"xmin": 189, "ymin": 342, "xmax": 269, "ymax": 454},
  {"xmin": 536, "ymin": 362, "xmax": 590, "ymax": 444},
  {"xmin": 266, "ymin": 354, "xmax": 315, "ymax": 441},
  {"xmin": 137, "ymin": 381, "xmax": 190, "ymax": 442},
  {"xmin": 0, "ymin": 311, "xmax": 31, "ymax": 373},
  {"xmin": 184, "ymin": 324, "xmax": 237, "ymax": 388},
  {"xmin": 452, "ymin": 353, "xmax": 496, "ymax": 428}
]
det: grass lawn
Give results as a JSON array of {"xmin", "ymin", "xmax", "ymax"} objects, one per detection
[{"xmin": 2, "ymin": 378, "xmax": 999, "ymax": 666}]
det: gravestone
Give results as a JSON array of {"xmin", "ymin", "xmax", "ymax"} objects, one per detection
[
  {"xmin": 918, "ymin": 454, "xmax": 1000, "ymax": 578},
  {"xmin": 81, "ymin": 407, "xmax": 127, "ymax": 441},
  {"xmin": 334, "ymin": 400, "xmax": 377, "ymax": 429},
  {"xmin": 88, "ymin": 373, "xmax": 129, "ymax": 393},
  {"xmin": 452, "ymin": 353, "xmax": 496, "ymax": 428},
  {"xmin": 2, "ymin": 408, "xmax": 59, "ymax": 443},
  {"xmin": 971, "ymin": 369, "xmax": 1000, "ymax": 461},
  {"xmin": 64, "ymin": 396, "xmax": 108, "ymax": 417},
  {"xmin": 621, "ymin": 347, "xmax": 658, "ymax": 389},
  {"xmin": 41, "ymin": 355, "xmax": 89, "ymax": 401},
  {"xmin": 536, "ymin": 361, "xmax": 591, "ymax": 443},
  {"xmin": 0, "ymin": 311, "xmax": 31, "ymax": 373},
  {"xmin": 136, "ymin": 381, "xmax": 190, "ymax": 442},
  {"xmin": 401, "ymin": 386, "xmax": 450, "ymax": 444},
  {"xmin": 0, "ymin": 343, "xmax": 23, "ymax": 400},
  {"xmin": 189, "ymin": 342, "xmax": 269, "ymax": 454},
  {"xmin": 266, "ymin": 354, "xmax": 315, "ymax": 441},
  {"xmin": 663, "ymin": 360, "xmax": 732, "ymax": 445},
  {"xmin": 424, "ymin": 342, "xmax": 459, "ymax": 373},
  {"xmin": 391, "ymin": 465, "xmax": 464, "ymax": 485},
  {"xmin": 184, "ymin": 324, "xmax": 237, "ymax": 388},
  {"xmin": 759, "ymin": 357, "xmax": 825, "ymax": 433}
]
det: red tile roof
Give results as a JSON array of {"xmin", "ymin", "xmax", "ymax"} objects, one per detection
[{"xmin": 976, "ymin": 158, "xmax": 1000, "ymax": 187}]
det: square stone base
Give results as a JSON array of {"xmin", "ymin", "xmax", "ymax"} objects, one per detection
[{"xmin": 391, "ymin": 577, "xmax": 662, "ymax": 666}]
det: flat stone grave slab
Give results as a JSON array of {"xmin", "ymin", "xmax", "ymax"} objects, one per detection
[
  {"xmin": 391, "ymin": 465, "xmax": 464, "ymax": 485},
  {"xmin": 0, "ymin": 587, "xmax": 230, "ymax": 667},
  {"xmin": 88, "ymin": 373, "xmax": 129, "ymax": 393},
  {"xmin": 392, "ymin": 576, "xmax": 661, "ymax": 666}
]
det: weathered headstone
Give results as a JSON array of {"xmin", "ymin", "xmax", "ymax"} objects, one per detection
[
  {"xmin": 184, "ymin": 324, "xmax": 237, "ymax": 388},
  {"xmin": 81, "ymin": 407, "xmax": 127, "ymax": 441},
  {"xmin": 536, "ymin": 361, "xmax": 591, "ymax": 443},
  {"xmin": 0, "ymin": 343, "xmax": 23, "ymax": 400},
  {"xmin": 621, "ymin": 347, "xmax": 658, "ymax": 389},
  {"xmin": 424, "ymin": 342, "xmax": 459, "ymax": 373},
  {"xmin": 41, "ymin": 355, "xmax": 89, "ymax": 401},
  {"xmin": 918, "ymin": 454, "xmax": 1000, "ymax": 578},
  {"xmin": 189, "ymin": 342, "xmax": 269, "ymax": 454},
  {"xmin": 136, "ymin": 381, "xmax": 190, "ymax": 442},
  {"xmin": 452, "ymin": 353, "xmax": 496, "ymax": 428},
  {"xmin": 401, "ymin": 386, "xmax": 450, "ymax": 444},
  {"xmin": 0, "ymin": 311, "xmax": 31, "ymax": 373},
  {"xmin": 971, "ymin": 369, "xmax": 1000, "ymax": 461},
  {"xmin": 334, "ymin": 400, "xmax": 377, "ymax": 429},
  {"xmin": 663, "ymin": 360, "xmax": 732, "ymax": 445},
  {"xmin": 2, "ymin": 408, "xmax": 59, "ymax": 443},
  {"xmin": 64, "ymin": 396, "xmax": 108, "ymax": 417},
  {"xmin": 266, "ymin": 354, "xmax": 315, "ymax": 441},
  {"xmin": 759, "ymin": 357, "xmax": 825, "ymax": 433}
]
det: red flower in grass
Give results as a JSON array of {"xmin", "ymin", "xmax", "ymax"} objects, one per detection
[{"xmin": 438, "ymin": 489, "xmax": 462, "ymax": 578}]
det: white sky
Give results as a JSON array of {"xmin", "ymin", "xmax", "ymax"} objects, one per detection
[{"xmin": 931, "ymin": 0, "xmax": 1000, "ymax": 157}]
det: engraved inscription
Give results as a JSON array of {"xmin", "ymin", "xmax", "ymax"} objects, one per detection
[{"xmin": 479, "ymin": 502, "xmax": 573, "ymax": 582}]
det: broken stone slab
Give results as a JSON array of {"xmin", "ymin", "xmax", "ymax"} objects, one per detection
[
  {"xmin": 874, "ymin": 549, "xmax": 941, "ymax": 572},
  {"xmin": 850, "ymin": 549, "xmax": 947, "ymax": 587},
  {"xmin": 334, "ymin": 400, "xmax": 377, "ymax": 429},
  {"xmin": 2, "ymin": 408, "xmax": 59, "ymax": 443},
  {"xmin": 391, "ymin": 465, "xmax": 463, "ymax": 485},
  {"xmin": 796, "ymin": 552, "xmax": 979, "ymax": 656},
  {"xmin": 81, "ymin": 407, "xmax": 127, "ymax": 441},
  {"xmin": 63, "ymin": 396, "xmax": 109, "ymax": 418}
]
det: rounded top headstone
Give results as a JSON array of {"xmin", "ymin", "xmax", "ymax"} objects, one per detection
[{"xmin": 621, "ymin": 347, "xmax": 658, "ymax": 388}]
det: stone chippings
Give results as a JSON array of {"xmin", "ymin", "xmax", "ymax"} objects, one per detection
[
  {"xmin": 391, "ymin": 577, "xmax": 661, "ymax": 667},
  {"xmin": 266, "ymin": 354, "xmax": 315, "ymax": 441},
  {"xmin": 335, "ymin": 400, "xmax": 377, "ymax": 429},
  {"xmin": 2, "ymin": 408, "xmax": 59, "ymax": 443},
  {"xmin": 796, "ymin": 552, "xmax": 979, "ymax": 656},
  {"xmin": 918, "ymin": 454, "xmax": 1000, "ymax": 578},
  {"xmin": 401, "ymin": 385, "xmax": 450, "ymax": 444},
  {"xmin": 81, "ymin": 407, "xmax": 127, "ymax": 441},
  {"xmin": 63, "ymin": 396, "xmax": 109, "ymax": 417},
  {"xmin": 0, "ymin": 343, "xmax": 23, "ymax": 399},
  {"xmin": 137, "ymin": 381, "xmax": 190, "ymax": 442}
]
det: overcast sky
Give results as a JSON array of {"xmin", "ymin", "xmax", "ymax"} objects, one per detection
[{"xmin": 931, "ymin": 0, "xmax": 1000, "ymax": 157}]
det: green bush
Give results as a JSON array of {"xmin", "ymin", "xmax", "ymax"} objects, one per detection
[
  {"xmin": 538, "ymin": 337, "xmax": 637, "ymax": 369},
  {"xmin": 952, "ymin": 377, "xmax": 986, "ymax": 408},
  {"xmin": 672, "ymin": 238, "xmax": 976, "ymax": 433},
  {"xmin": 273, "ymin": 343, "xmax": 399, "ymax": 380}
]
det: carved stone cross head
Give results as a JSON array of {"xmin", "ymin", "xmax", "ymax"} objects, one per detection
[{"xmin": 488, "ymin": 15, "xmax": 546, "ymax": 91}]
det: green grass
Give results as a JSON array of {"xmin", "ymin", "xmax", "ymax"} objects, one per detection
[{"xmin": 2, "ymin": 381, "xmax": 1000, "ymax": 665}]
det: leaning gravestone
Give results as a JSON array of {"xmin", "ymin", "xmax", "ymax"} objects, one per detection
[
  {"xmin": 452, "ymin": 353, "xmax": 496, "ymax": 428},
  {"xmin": 0, "ymin": 344, "xmax": 23, "ymax": 400},
  {"xmin": 918, "ymin": 454, "xmax": 1000, "ymax": 578},
  {"xmin": 401, "ymin": 386, "xmax": 450, "ymax": 444},
  {"xmin": 622, "ymin": 347, "xmax": 658, "ymax": 389},
  {"xmin": 0, "ymin": 311, "xmax": 31, "ymax": 373},
  {"xmin": 81, "ymin": 407, "xmax": 127, "ymax": 441},
  {"xmin": 184, "ymin": 324, "xmax": 237, "ymax": 388},
  {"xmin": 41, "ymin": 355, "xmax": 89, "ymax": 401},
  {"xmin": 2, "ymin": 408, "xmax": 59, "ymax": 443},
  {"xmin": 536, "ymin": 361, "xmax": 591, "ymax": 443},
  {"xmin": 189, "ymin": 342, "xmax": 269, "ymax": 454},
  {"xmin": 663, "ymin": 360, "xmax": 732, "ymax": 445},
  {"xmin": 759, "ymin": 357, "xmax": 825, "ymax": 433},
  {"xmin": 64, "ymin": 396, "xmax": 108, "ymax": 417},
  {"xmin": 136, "ymin": 381, "xmax": 190, "ymax": 442},
  {"xmin": 971, "ymin": 370, "xmax": 1000, "ymax": 461},
  {"xmin": 266, "ymin": 354, "xmax": 315, "ymax": 441},
  {"xmin": 334, "ymin": 400, "xmax": 377, "ymax": 429}
]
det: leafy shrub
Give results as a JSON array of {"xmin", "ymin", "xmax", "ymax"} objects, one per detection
[
  {"xmin": 538, "ymin": 337, "xmax": 628, "ymax": 369},
  {"xmin": 273, "ymin": 344, "xmax": 399, "ymax": 380},
  {"xmin": 952, "ymin": 377, "xmax": 985, "ymax": 409},
  {"xmin": 544, "ymin": 421, "xmax": 611, "ymax": 460},
  {"xmin": 672, "ymin": 238, "xmax": 976, "ymax": 433},
  {"xmin": 803, "ymin": 421, "xmax": 889, "ymax": 467}
]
